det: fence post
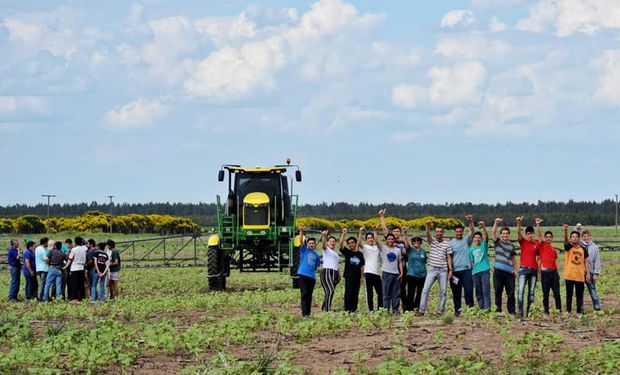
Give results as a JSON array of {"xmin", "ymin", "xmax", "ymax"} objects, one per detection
[
  {"xmin": 163, "ymin": 238, "xmax": 166, "ymax": 266},
  {"xmin": 194, "ymin": 237, "xmax": 197, "ymax": 266}
]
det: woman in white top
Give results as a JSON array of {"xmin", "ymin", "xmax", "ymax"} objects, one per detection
[
  {"xmin": 66, "ymin": 236, "xmax": 88, "ymax": 302},
  {"xmin": 358, "ymin": 226, "xmax": 383, "ymax": 311},
  {"xmin": 320, "ymin": 230, "xmax": 340, "ymax": 312}
]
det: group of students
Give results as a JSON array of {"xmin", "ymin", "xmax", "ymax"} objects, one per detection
[
  {"xmin": 295, "ymin": 210, "xmax": 602, "ymax": 318},
  {"xmin": 6, "ymin": 236, "xmax": 122, "ymax": 303}
]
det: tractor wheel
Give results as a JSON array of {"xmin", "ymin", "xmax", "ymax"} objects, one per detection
[
  {"xmin": 208, "ymin": 246, "xmax": 226, "ymax": 291},
  {"xmin": 291, "ymin": 246, "xmax": 300, "ymax": 289}
]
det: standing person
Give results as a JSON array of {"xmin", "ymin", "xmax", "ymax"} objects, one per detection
[
  {"xmin": 22, "ymin": 240, "xmax": 38, "ymax": 301},
  {"xmin": 373, "ymin": 227, "xmax": 403, "ymax": 315},
  {"xmin": 563, "ymin": 225, "xmax": 591, "ymax": 315},
  {"xmin": 418, "ymin": 221, "xmax": 453, "ymax": 316},
  {"xmin": 61, "ymin": 238, "xmax": 72, "ymax": 299},
  {"xmin": 536, "ymin": 218, "xmax": 561, "ymax": 315},
  {"xmin": 516, "ymin": 216, "xmax": 541, "ymax": 318},
  {"xmin": 581, "ymin": 229, "xmax": 601, "ymax": 311},
  {"xmin": 7, "ymin": 239, "xmax": 22, "ymax": 301},
  {"xmin": 449, "ymin": 216, "xmax": 475, "ymax": 316},
  {"xmin": 35, "ymin": 237, "xmax": 50, "ymax": 301},
  {"xmin": 339, "ymin": 228, "xmax": 365, "ymax": 312},
  {"xmin": 43, "ymin": 241, "xmax": 68, "ymax": 301},
  {"xmin": 492, "ymin": 218, "xmax": 518, "ymax": 314},
  {"xmin": 66, "ymin": 236, "xmax": 87, "ymax": 302},
  {"xmin": 469, "ymin": 221, "xmax": 491, "ymax": 310},
  {"xmin": 85, "ymin": 239, "xmax": 97, "ymax": 300},
  {"xmin": 320, "ymin": 230, "xmax": 340, "ymax": 312},
  {"xmin": 297, "ymin": 226, "xmax": 321, "ymax": 317},
  {"xmin": 91, "ymin": 242, "xmax": 110, "ymax": 302},
  {"xmin": 401, "ymin": 228, "xmax": 427, "ymax": 312},
  {"xmin": 379, "ymin": 208, "xmax": 407, "ymax": 311},
  {"xmin": 358, "ymin": 228, "xmax": 383, "ymax": 311},
  {"xmin": 108, "ymin": 240, "xmax": 121, "ymax": 299}
]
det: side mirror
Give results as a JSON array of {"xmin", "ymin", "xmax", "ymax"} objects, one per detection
[
  {"xmin": 295, "ymin": 170, "xmax": 302, "ymax": 182},
  {"xmin": 218, "ymin": 170, "xmax": 225, "ymax": 182}
]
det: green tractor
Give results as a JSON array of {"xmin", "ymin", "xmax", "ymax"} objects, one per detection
[{"xmin": 207, "ymin": 162, "xmax": 303, "ymax": 290}]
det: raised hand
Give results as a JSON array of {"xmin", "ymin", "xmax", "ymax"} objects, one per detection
[
  {"xmin": 425, "ymin": 220, "xmax": 432, "ymax": 227},
  {"xmin": 342, "ymin": 228, "xmax": 347, "ymax": 234},
  {"xmin": 298, "ymin": 225, "xmax": 304, "ymax": 232},
  {"xmin": 402, "ymin": 226, "xmax": 409, "ymax": 233},
  {"xmin": 465, "ymin": 215, "xmax": 473, "ymax": 222},
  {"xmin": 535, "ymin": 218, "xmax": 543, "ymax": 225},
  {"xmin": 321, "ymin": 230, "xmax": 329, "ymax": 236},
  {"xmin": 478, "ymin": 221, "xmax": 485, "ymax": 228},
  {"xmin": 494, "ymin": 218, "xmax": 503, "ymax": 225},
  {"xmin": 563, "ymin": 224, "xmax": 569, "ymax": 230},
  {"xmin": 372, "ymin": 224, "xmax": 378, "ymax": 230},
  {"xmin": 358, "ymin": 227, "xmax": 364, "ymax": 233},
  {"xmin": 378, "ymin": 208, "xmax": 386, "ymax": 216},
  {"xmin": 516, "ymin": 216, "xmax": 524, "ymax": 223}
]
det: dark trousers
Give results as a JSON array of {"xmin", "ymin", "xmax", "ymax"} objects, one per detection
[
  {"xmin": 541, "ymin": 270, "xmax": 561, "ymax": 314},
  {"xmin": 24, "ymin": 274, "xmax": 38, "ymax": 300},
  {"xmin": 450, "ymin": 269, "xmax": 474, "ymax": 314},
  {"xmin": 565, "ymin": 279, "xmax": 585, "ymax": 314},
  {"xmin": 493, "ymin": 269, "xmax": 516, "ymax": 314},
  {"xmin": 400, "ymin": 263, "xmax": 408, "ymax": 311},
  {"xmin": 8, "ymin": 266, "xmax": 21, "ymax": 301},
  {"xmin": 364, "ymin": 272, "xmax": 383, "ymax": 311},
  {"xmin": 299, "ymin": 275, "xmax": 316, "ymax": 317},
  {"xmin": 320, "ymin": 269, "xmax": 339, "ymax": 312},
  {"xmin": 405, "ymin": 275, "xmax": 425, "ymax": 311},
  {"xmin": 344, "ymin": 275, "xmax": 361, "ymax": 312},
  {"xmin": 37, "ymin": 271, "xmax": 48, "ymax": 301},
  {"xmin": 68, "ymin": 270, "xmax": 85, "ymax": 301}
]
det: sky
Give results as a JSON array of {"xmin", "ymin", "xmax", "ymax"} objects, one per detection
[{"xmin": 1, "ymin": 0, "xmax": 620, "ymax": 206}]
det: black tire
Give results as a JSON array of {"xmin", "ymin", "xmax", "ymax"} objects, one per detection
[
  {"xmin": 291, "ymin": 246, "xmax": 300, "ymax": 289},
  {"xmin": 208, "ymin": 246, "xmax": 226, "ymax": 291}
]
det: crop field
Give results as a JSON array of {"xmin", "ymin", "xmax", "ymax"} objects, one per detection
[{"xmin": 1, "ymin": 230, "xmax": 620, "ymax": 374}]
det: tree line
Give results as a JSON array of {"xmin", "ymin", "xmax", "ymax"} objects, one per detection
[{"xmin": 0, "ymin": 199, "xmax": 616, "ymax": 226}]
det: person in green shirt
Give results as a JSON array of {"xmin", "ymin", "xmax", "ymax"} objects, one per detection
[
  {"xmin": 402, "ymin": 227, "xmax": 427, "ymax": 312},
  {"xmin": 469, "ymin": 221, "xmax": 491, "ymax": 310}
]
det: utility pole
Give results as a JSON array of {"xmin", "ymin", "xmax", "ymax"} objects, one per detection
[
  {"xmin": 107, "ymin": 195, "xmax": 115, "ymax": 233},
  {"xmin": 42, "ymin": 194, "xmax": 56, "ymax": 233},
  {"xmin": 615, "ymin": 194, "xmax": 618, "ymax": 237}
]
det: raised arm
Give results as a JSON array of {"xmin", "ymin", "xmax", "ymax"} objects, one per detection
[
  {"xmin": 479, "ymin": 221, "xmax": 488, "ymax": 241},
  {"xmin": 492, "ymin": 218, "xmax": 502, "ymax": 242},
  {"xmin": 425, "ymin": 220, "xmax": 432, "ymax": 244},
  {"xmin": 338, "ymin": 228, "xmax": 347, "ymax": 250},
  {"xmin": 373, "ymin": 225, "xmax": 382, "ymax": 248},
  {"xmin": 563, "ymin": 224, "xmax": 569, "ymax": 244},
  {"xmin": 516, "ymin": 216, "xmax": 524, "ymax": 241},
  {"xmin": 298, "ymin": 225, "xmax": 305, "ymax": 246},
  {"xmin": 379, "ymin": 208, "xmax": 388, "ymax": 237},
  {"xmin": 321, "ymin": 230, "xmax": 328, "ymax": 250},
  {"xmin": 402, "ymin": 226, "xmax": 410, "ymax": 250},
  {"xmin": 535, "ymin": 218, "xmax": 543, "ymax": 242},
  {"xmin": 357, "ymin": 227, "xmax": 364, "ymax": 250},
  {"xmin": 465, "ymin": 215, "xmax": 474, "ymax": 237}
]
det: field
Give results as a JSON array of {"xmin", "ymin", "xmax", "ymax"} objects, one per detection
[{"xmin": 1, "ymin": 229, "xmax": 620, "ymax": 374}]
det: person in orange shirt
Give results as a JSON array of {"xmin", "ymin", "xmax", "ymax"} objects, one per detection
[
  {"xmin": 563, "ymin": 224, "xmax": 591, "ymax": 315},
  {"xmin": 536, "ymin": 218, "xmax": 561, "ymax": 315}
]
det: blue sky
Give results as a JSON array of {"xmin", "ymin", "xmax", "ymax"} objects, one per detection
[{"xmin": 1, "ymin": 0, "xmax": 619, "ymax": 206}]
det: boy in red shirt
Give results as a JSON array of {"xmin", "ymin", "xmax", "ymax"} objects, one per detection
[
  {"xmin": 535, "ymin": 218, "xmax": 561, "ymax": 314},
  {"xmin": 516, "ymin": 216, "xmax": 540, "ymax": 318}
]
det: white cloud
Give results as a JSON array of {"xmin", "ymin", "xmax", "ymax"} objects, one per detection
[
  {"xmin": 592, "ymin": 49, "xmax": 620, "ymax": 106},
  {"xmin": 0, "ymin": 96, "xmax": 49, "ymax": 114},
  {"xmin": 428, "ymin": 61, "xmax": 487, "ymax": 106},
  {"xmin": 103, "ymin": 98, "xmax": 169, "ymax": 130},
  {"xmin": 391, "ymin": 84, "xmax": 427, "ymax": 108},
  {"xmin": 489, "ymin": 16, "xmax": 507, "ymax": 32},
  {"xmin": 193, "ymin": 12, "xmax": 257, "ymax": 49},
  {"xmin": 516, "ymin": 0, "xmax": 620, "ymax": 37},
  {"xmin": 435, "ymin": 32, "xmax": 510, "ymax": 60},
  {"xmin": 440, "ymin": 10, "xmax": 475, "ymax": 28}
]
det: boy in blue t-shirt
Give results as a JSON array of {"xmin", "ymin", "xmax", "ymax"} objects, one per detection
[
  {"xmin": 297, "ymin": 226, "xmax": 321, "ymax": 317},
  {"xmin": 469, "ymin": 221, "xmax": 491, "ymax": 310}
]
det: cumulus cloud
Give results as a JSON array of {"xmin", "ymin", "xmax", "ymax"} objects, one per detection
[
  {"xmin": 103, "ymin": 98, "xmax": 169, "ymax": 130},
  {"xmin": 391, "ymin": 84, "xmax": 427, "ymax": 108},
  {"xmin": 440, "ymin": 10, "xmax": 475, "ymax": 28},
  {"xmin": 428, "ymin": 62, "xmax": 487, "ymax": 106},
  {"xmin": 592, "ymin": 49, "xmax": 620, "ymax": 106},
  {"xmin": 435, "ymin": 32, "xmax": 510, "ymax": 60},
  {"xmin": 516, "ymin": 0, "xmax": 620, "ymax": 37}
]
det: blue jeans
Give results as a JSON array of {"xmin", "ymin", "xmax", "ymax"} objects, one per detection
[
  {"xmin": 38, "ymin": 271, "xmax": 48, "ymax": 301},
  {"xmin": 382, "ymin": 272, "xmax": 401, "ymax": 315},
  {"xmin": 473, "ymin": 270, "xmax": 491, "ymax": 309},
  {"xmin": 419, "ymin": 266, "xmax": 448, "ymax": 314},
  {"xmin": 8, "ymin": 266, "xmax": 21, "ymax": 300},
  {"xmin": 43, "ymin": 267, "xmax": 63, "ymax": 301},
  {"xmin": 518, "ymin": 267, "xmax": 537, "ymax": 317},
  {"xmin": 586, "ymin": 280, "xmax": 601, "ymax": 311},
  {"xmin": 91, "ymin": 272, "xmax": 107, "ymax": 302}
]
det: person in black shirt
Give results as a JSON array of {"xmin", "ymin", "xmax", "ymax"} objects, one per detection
[{"xmin": 339, "ymin": 228, "xmax": 365, "ymax": 312}]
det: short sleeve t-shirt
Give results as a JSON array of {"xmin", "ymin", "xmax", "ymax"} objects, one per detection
[
  {"xmin": 340, "ymin": 248, "xmax": 365, "ymax": 278},
  {"xmin": 94, "ymin": 250, "xmax": 110, "ymax": 273},
  {"xmin": 297, "ymin": 244, "xmax": 321, "ymax": 279},
  {"xmin": 406, "ymin": 248, "xmax": 427, "ymax": 278},
  {"xmin": 361, "ymin": 244, "xmax": 380, "ymax": 275},
  {"xmin": 69, "ymin": 245, "xmax": 87, "ymax": 271},
  {"xmin": 469, "ymin": 241, "xmax": 490, "ymax": 275},
  {"xmin": 493, "ymin": 239, "xmax": 516, "ymax": 273},
  {"xmin": 322, "ymin": 247, "xmax": 340, "ymax": 270},
  {"xmin": 109, "ymin": 250, "xmax": 121, "ymax": 272},
  {"xmin": 22, "ymin": 249, "xmax": 36, "ymax": 277},
  {"xmin": 539, "ymin": 242, "xmax": 558, "ymax": 270},
  {"xmin": 563, "ymin": 243, "xmax": 589, "ymax": 282},
  {"xmin": 518, "ymin": 238, "xmax": 540, "ymax": 269},
  {"xmin": 450, "ymin": 236, "xmax": 473, "ymax": 271},
  {"xmin": 428, "ymin": 238, "xmax": 453, "ymax": 268},
  {"xmin": 35, "ymin": 245, "xmax": 49, "ymax": 273},
  {"xmin": 379, "ymin": 245, "xmax": 400, "ymax": 274}
]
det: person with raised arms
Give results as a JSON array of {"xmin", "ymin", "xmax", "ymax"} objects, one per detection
[
  {"xmin": 492, "ymin": 218, "xmax": 518, "ymax": 315},
  {"xmin": 401, "ymin": 227, "xmax": 427, "ymax": 312},
  {"xmin": 469, "ymin": 221, "xmax": 491, "ymax": 310},
  {"xmin": 357, "ymin": 226, "xmax": 383, "ymax": 311},
  {"xmin": 563, "ymin": 225, "xmax": 591, "ymax": 316},
  {"xmin": 535, "ymin": 218, "xmax": 561, "ymax": 315},
  {"xmin": 449, "ymin": 215, "xmax": 475, "ymax": 316},
  {"xmin": 296, "ymin": 226, "xmax": 321, "ymax": 317},
  {"xmin": 581, "ymin": 229, "xmax": 601, "ymax": 311},
  {"xmin": 379, "ymin": 208, "xmax": 408, "ymax": 311},
  {"xmin": 516, "ymin": 216, "xmax": 541, "ymax": 318},
  {"xmin": 320, "ymin": 229, "xmax": 340, "ymax": 312},
  {"xmin": 339, "ymin": 228, "xmax": 365, "ymax": 312},
  {"xmin": 373, "ymin": 226, "xmax": 403, "ymax": 315},
  {"xmin": 418, "ymin": 220, "xmax": 453, "ymax": 316}
]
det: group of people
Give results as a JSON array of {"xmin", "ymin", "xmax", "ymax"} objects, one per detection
[
  {"xmin": 295, "ymin": 210, "xmax": 602, "ymax": 318},
  {"xmin": 6, "ymin": 236, "xmax": 122, "ymax": 303}
]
